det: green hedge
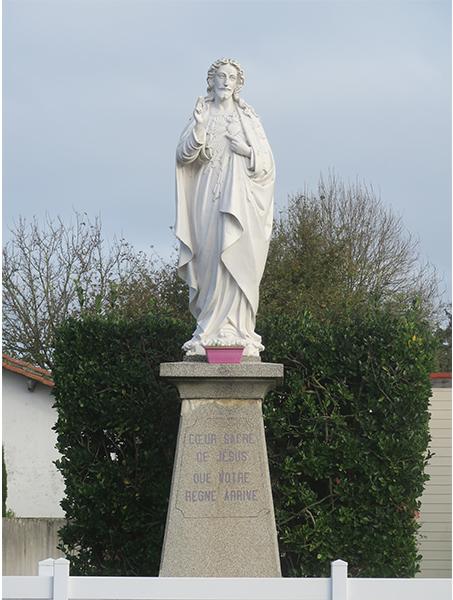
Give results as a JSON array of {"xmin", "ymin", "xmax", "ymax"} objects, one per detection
[
  {"xmin": 53, "ymin": 313, "xmax": 191, "ymax": 575},
  {"xmin": 259, "ymin": 305, "xmax": 435, "ymax": 577},
  {"xmin": 53, "ymin": 305, "xmax": 434, "ymax": 576}
]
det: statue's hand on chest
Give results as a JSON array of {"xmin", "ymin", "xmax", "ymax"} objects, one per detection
[
  {"xmin": 225, "ymin": 133, "xmax": 252, "ymax": 159},
  {"xmin": 205, "ymin": 113, "xmax": 251, "ymax": 161},
  {"xmin": 224, "ymin": 120, "xmax": 251, "ymax": 159}
]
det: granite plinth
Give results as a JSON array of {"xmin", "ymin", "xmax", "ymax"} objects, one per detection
[
  {"xmin": 159, "ymin": 362, "xmax": 283, "ymax": 400},
  {"xmin": 159, "ymin": 361, "xmax": 283, "ymax": 577}
]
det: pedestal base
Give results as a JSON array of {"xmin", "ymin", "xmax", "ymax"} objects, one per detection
[{"xmin": 159, "ymin": 362, "xmax": 283, "ymax": 577}]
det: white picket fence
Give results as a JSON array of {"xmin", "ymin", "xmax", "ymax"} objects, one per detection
[{"xmin": 2, "ymin": 558, "xmax": 451, "ymax": 600}]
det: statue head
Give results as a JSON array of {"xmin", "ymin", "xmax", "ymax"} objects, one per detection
[{"xmin": 206, "ymin": 58, "xmax": 245, "ymax": 103}]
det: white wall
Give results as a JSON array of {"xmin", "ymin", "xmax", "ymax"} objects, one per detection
[
  {"xmin": 2, "ymin": 370, "xmax": 65, "ymax": 517},
  {"xmin": 417, "ymin": 385, "xmax": 452, "ymax": 578}
]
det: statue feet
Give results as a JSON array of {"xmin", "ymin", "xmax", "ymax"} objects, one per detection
[{"xmin": 182, "ymin": 335, "xmax": 264, "ymax": 358}]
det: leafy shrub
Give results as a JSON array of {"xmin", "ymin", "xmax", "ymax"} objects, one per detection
[
  {"xmin": 53, "ymin": 304, "xmax": 434, "ymax": 577},
  {"xmin": 259, "ymin": 304, "xmax": 435, "ymax": 577},
  {"xmin": 53, "ymin": 312, "xmax": 191, "ymax": 575}
]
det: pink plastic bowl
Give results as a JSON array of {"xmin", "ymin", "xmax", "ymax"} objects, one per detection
[{"xmin": 205, "ymin": 347, "xmax": 244, "ymax": 364}]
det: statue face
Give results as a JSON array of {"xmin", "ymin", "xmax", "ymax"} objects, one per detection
[{"xmin": 213, "ymin": 63, "xmax": 238, "ymax": 101}]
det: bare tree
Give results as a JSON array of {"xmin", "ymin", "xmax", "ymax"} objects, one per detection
[
  {"xmin": 2, "ymin": 214, "xmax": 161, "ymax": 368},
  {"xmin": 261, "ymin": 173, "xmax": 441, "ymax": 320},
  {"xmin": 4, "ymin": 174, "xmax": 442, "ymax": 368}
]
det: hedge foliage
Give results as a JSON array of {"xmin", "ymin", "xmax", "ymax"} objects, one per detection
[
  {"xmin": 259, "ymin": 305, "xmax": 435, "ymax": 577},
  {"xmin": 53, "ymin": 304, "xmax": 435, "ymax": 576},
  {"xmin": 53, "ymin": 313, "xmax": 191, "ymax": 575}
]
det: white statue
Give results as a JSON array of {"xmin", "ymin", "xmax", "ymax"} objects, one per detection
[{"xmin": 175, "ymin": 58, "xmax": 275, "ymax": 357}]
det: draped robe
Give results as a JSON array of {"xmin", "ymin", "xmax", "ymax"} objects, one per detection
[{"xmin": 175, "ymin": 99, "xmax": 275, "ymax": 356}]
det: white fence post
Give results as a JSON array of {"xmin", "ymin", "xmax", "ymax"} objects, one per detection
[
  {"xmin": 38, "ymin": 558, "xmax": 55, "ymax": 577},
  {"xmin": 331, "ymin": 559, "xmax": 348, "ymax": 600},
  {"xmin": 53, "ymin": 558, "xmax": 70, "ymax": 600}
]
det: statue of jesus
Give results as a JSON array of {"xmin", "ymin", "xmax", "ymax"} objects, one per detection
[{"xmin": 175, "ymin": 58, "xmax": 275, "ymax": 358}]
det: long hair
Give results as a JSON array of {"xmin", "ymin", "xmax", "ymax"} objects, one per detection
[{"xmin": 206, "ymin": 58, "xmax": 246, "ymax": 106}]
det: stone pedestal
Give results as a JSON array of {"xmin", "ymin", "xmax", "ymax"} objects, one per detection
[{"xmin": 159, "ymin": 362, "xmax": 283, "ymax": 577}]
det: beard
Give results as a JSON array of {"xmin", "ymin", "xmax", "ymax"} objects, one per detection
[{"xmin": 216, "ymin": 89, "xmax": 233, "ymax": 101}]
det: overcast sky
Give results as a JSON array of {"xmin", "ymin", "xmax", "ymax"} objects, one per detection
[{"xmin": 3, "ymin": 0, "xmax": 451, "ymax": 299}]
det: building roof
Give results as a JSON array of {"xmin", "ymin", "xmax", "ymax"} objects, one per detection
[
  {"xmin": 2, "ymin": 353, "xmax": 54, "ymax": 388},
  {"xmin": 430, "ymin": 372, "xmax": 452, "ymax": 389},
  {"xmin": 430, "ymin": 372, "xmax": 452, "ymax": 379}
]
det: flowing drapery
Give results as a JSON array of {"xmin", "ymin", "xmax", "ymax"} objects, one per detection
[{"xmin": 175, "ymin": 100, "xmax": 275, "ymax": 356}]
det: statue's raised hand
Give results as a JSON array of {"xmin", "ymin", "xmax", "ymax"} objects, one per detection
[
  {"xmin": 193, "ymin": 97, "xmax": 208, "ymax": 142},
  {"xmin": 193, "ymin": 97, "xmax": 208, "ymax": 124}
]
